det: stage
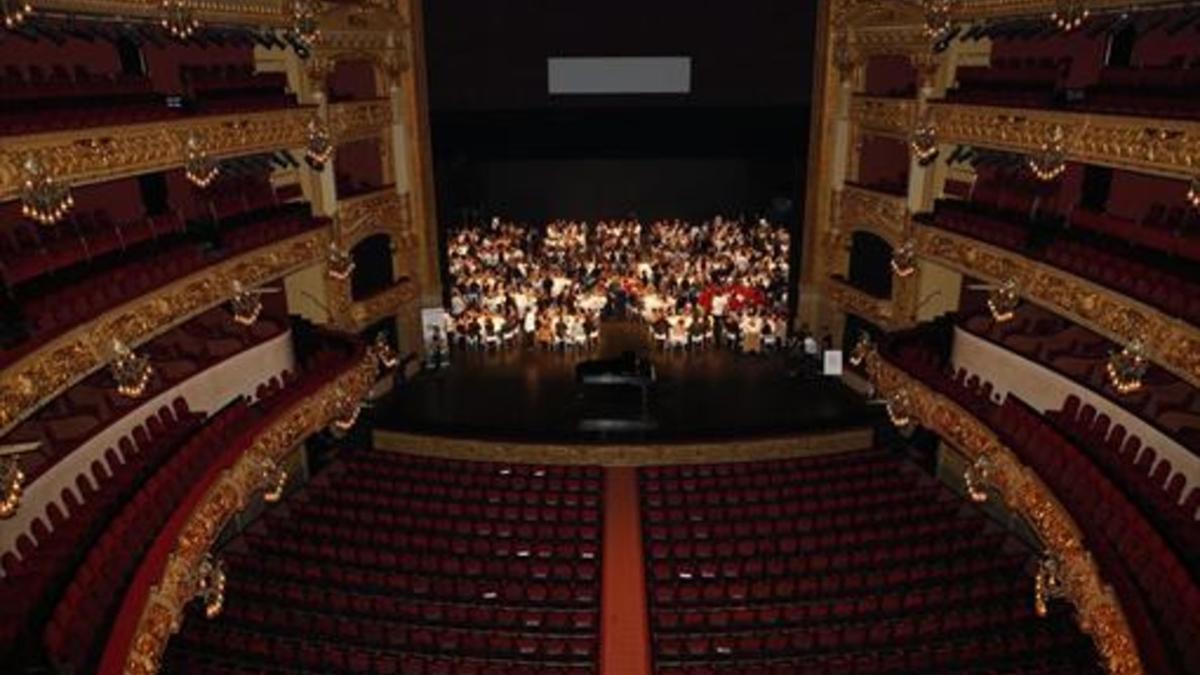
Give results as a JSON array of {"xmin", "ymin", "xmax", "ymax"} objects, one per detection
[{"xmin": 371, "ymin": 322, "xmax": 879, "ymax": 444}]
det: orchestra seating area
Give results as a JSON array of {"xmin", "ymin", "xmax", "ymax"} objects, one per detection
[
  {"xmin": 162, "ymin": 451, "xmax": 604, "ymax": 674},
  {"xmin": 883, "ymin": 327, "xmax": 1200, "ymax": 675}
]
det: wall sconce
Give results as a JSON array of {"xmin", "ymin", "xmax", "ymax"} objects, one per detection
[
  {"xmin": 1106, "ymin": 338, "xmax": 1148, "ymax": 395},
  {"xmin": 890, "ymin": 239, "xmax": 917, "ymax": 278},
  {"xmin": 161, "ymin": 0, "xmax": 200, "ymax": 40},
  {"xmin": 886, "ymin": 388, "xmax": 914, "ymax": 429},
  {"xmin": 305, "ymin": 116, "xmax": 334, "ymax": 171},
  {"xmin": 327, "ymin": 242, "xmax": 356, "ymax": 280},
  {"xmin": 184, "ymin": 132, "xmax": 220, "ymax": 188},
  {"xmin": 2, "ymin": 1, "xmax": 31, "ymax": 29},
  {"xmin": 987, "ymin": 278, "xmax": 1019, "ymax": 323},
  {"xmin": 1187, "ymin": 176, "xmax": 1200, "ymax": 210},
  {"xmin": 963, "ymin": 453, "xmax": 993, "ymax": 503},
  {"xmin": 0, "ymin": 455, "xmax": 25, "ymax": 519},
  {"xmin": 259, "ymin": 457, "xmax": 288, "ymax": 503},
  {"xmin": 110, "ymin": 338, "xmax": 153, "ymax": 398},
  {"xmin": 290, "ymin": 0, "xmax": 321, "ymax": 48},
  {"xmin": 922, "ymin": 0, "xmax": 953, "ymax": 40},
  {"xmin": 372, "ymin": 332, "xmax": 400, "ymax": 370},
  {"xmin": 1027, "ymin": 125, "xmax": 1066, "ymax": 182},
  {"xmin": 1034, "ymin": 555, "xmax": 1066, "ymax": 617},
  {"xmin": 910, "ymin": 120, "xmax": 939, "ymax": 166},
  {"xmin": 1050, "ymin": 0, "xmax": 1089, "ymax": 32},
  {"xmin": 193, "ymin": 553, "xmax": 226, "ymax": 619},
  {"xmin": 230, "ymin": 280, "xmax": 264, "ymax": 326},
  {"xmin": 849, "ymin": 331, "xmax": 874, "ymax": 367},
  {"xmin": 20, "ymin": 156, "xmax": 74, "ymax": 226}
]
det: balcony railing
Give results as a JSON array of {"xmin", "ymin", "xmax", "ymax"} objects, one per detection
[
  {"xmin": 329, "ymin": 98, "xmax": 394, "ymax": 144},
  {"xmin": 837, "ymin": 183, "xmax": 909, "ymax": 245},
  {"xmin": 826, "ymin": 276, "xmax": 900, "ymax": 330},
  {"xmin": 850, "ymin": 95, "xmax": 917, "ymax": 139},
  {"xmin": 911, "ymin": 222, "xmax": 1200, "ymax": 390}
]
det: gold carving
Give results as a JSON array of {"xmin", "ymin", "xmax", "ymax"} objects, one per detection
[
  {"xmin": 0, "ymin": 109, "xmax": 317, "ymax": 200},
  {"xmin": 864, "ymin": 349, "xmax": 1144, "ymax": 675},
  {"xmin": 35, "ymin": 0, "xmax": 294, "ymax": 27},
  {"xmin": 839, "ymin": 184, "xmax": 909, "ymax": 244},
  {"xmin": 826, "ymin": 276, "xmax": 899, "ymax": 329},
  {"xmin": 929, "ymin": 103, "xmax": 1200, "ymax": 179},
  {"xmin": 374, "ymin": 429, "xmax": 877, "ymax": 467},
  {"xmin": 851, "ymin": 95, "xmax": 919, "ymax": 138},
  {"xmin": 329, "ymin": 99, "xmax": 394, "ymax": 143},
  {"xmin": 109, "ymin": 349, "xmax": 380, "ymax": 675},
  {"xmin": 0, "ymin": 228, "xmax": 330, "ymax": 436},
  {"xmin": 912, "ymin": 223, "xmax": 1200, "ymax": 389},
  {"xmin": 334, "ymin": 188, "xmax": 415, "ymax": 250},
  {"xmin": 348, "ymin": 279, "xmax": 419, "ymax": 331}
]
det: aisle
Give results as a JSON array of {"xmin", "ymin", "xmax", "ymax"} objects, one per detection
[{"xmin": 601, "ymin": 467, "xmax": 652, "ymax": 675}]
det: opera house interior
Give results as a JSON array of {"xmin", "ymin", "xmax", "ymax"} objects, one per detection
[{"xmin": 1, "ymin": 1, "xmax": 1198, "ymax": 674}]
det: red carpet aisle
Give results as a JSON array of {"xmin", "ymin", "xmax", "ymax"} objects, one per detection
[{"xmin": 601, "ymin": 468, "xmax": 652, "ymax": 675}]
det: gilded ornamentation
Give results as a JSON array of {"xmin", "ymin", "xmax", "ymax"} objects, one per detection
[
  {"xmin": 825, "ymin": 277, "xmax": 898, "ymax": 329},
  {"xmin": 912, "ymin": 224, "xmax": 1200, "ymax": 389},
  {"xmin": 329, "ymin": 99, "xmax": 394, "ymax": 143},
  {"xmin": 0, "ymin": 109, "xmax": 317, "ymax": 200},
  {"xmin": 863, "ymin": 349, "xmax": 1144, "ymax": 675},
  {"xmin": 929, "ymin": 103, "xmax": 1200, "ymax": 179},
  {"xmin": 346, "ymin": 278, "xmax": 419, "ymax": 331},
  {"xmin": 850, "ymin": 95, "xmax": 919, "ymax": 138},
  {"xmin": 839, "ymin": 183, "xmax": 909, "ymax": 244},
  {"xmin": 374, "ymin": 428, "xmax": 877, "ymax": 467},
  {"xmin": 34, "ymin": 0, "xmax": 293, "ymax": 26},
  {"xmin": 334, "ymin": 188, "xmax": 414, "ymax": 250},
  {"xmin": 105, "ymin": 349, "xmax": 380, "ymax": 675},
  {"xmin": 0, "ymin": 228, "xmax": 330, "ymax": 436}
]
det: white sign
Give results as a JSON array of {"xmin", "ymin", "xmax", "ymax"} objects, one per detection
[
  {"xmin": 548, "ymin": 57, "xmax": 692, "ymax": 94},
  {"xmin": 823, "ymin": 350, "xmax": 844, "ymax": 376},
  {"xmin": 421, "ymin": 307, "xmax": 450, "ymax": 368}
]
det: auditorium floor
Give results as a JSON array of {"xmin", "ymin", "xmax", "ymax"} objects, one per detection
[{"xmin": 371, "ymin": 322, "xmax": 878, "ymax": 442}]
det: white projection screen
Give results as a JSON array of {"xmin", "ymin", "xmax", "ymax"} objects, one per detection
[{"xmin": 547, "ymin": 57, "xmax": 692, "ymax": 94}]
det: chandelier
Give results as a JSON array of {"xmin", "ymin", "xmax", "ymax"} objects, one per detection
[
  {"xmin": 1027, "ymin": 125, "xmax": 1066, "ymax": 182},
  {"xmin": 290, "ymin": 0, "xmax": 321, "ymax": 48},
  {"xmin": 20, "ymin": 157, "xmax": 74, "ymax": 226},
  {"xmin": 922, "ymin": 0, "xmax": 953, "ymax": 40},
  {"xmin": 0, "ymin": 456, "xmax": 25, "ymax": 519},
  {"xmin": 194, "ymin": 553, "xmax": 227, "ymax": 619},
  {"xmin": 305, "ymin": 116, "xmax": 334, "ymax": 171},
  {"xmin": 885, "ymin": 388, "xmax": 914, "ymax": 429},
  {"xmin": 184, "ymin": 133, "xmax": 219, "ymax": 188},
  {"xmin": 848, "ymin": 331, "xmax": 874, "ymax": 367},
  {"xmin": 890, "ymin": 239, "xmax": 917, "ymax": 278},
  {"xmin": 2, "ymin": 1, "xmax": 32, "ymax": 29},
  {"xmin": 327, "ymin": 242, "xmax": 356, "ymax": 280},
  {"xmin": 1106, "ymin": 338, "xmax": 1148, "ymax": 395},
  {"xmin": 987, "ymin": 277, "xmax": 1019, "ymax": 322},
  {"xmin": 1034, "ymin": 555, "xmax": 1066, "ymax": 617},
  {"xmin": 1050, "ymin": 0, "xmax": 1089, "ymax": 32},
  {"xmin": 963, "ymin": 453, "xmax": 993, "ymax": 503},
  {"xmin": 229, "ymin": 280, "xmax": 263, "ymax": 326},
  {"xmin": 1187, "ymin": 176, "xmax": 1200, "ymax": 210},
  {"xmin": 372, "ymin": 332, "xmax": 400, "ymax": 370},
  {"xmin": 110, "ymin": 338, "xmax": 153, "ymax": 398},
  {"xmin": 259, "ymin": 457, "xmax": 288, "ymax": 503},
  {"xmin": 161, "ymin": 0, "xmax": 200, "ymax": 40},
  {"xmin": 910, "ymin": 120, "xmax": 939, "ymax": 166}
]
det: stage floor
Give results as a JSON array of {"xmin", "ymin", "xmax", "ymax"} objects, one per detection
[{"xmin": 371, "ymin": 322, "xmax": 878, "ymax": 442}]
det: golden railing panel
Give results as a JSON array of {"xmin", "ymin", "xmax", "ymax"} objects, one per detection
[
  {"xmin": 347, "ymin": 278, "xmax": 419, "ymax": 331},
  {"xmin": 35, "ymin": 0, "xmax": 291, "ymax": 26},
  {"xmin": 329, "ymin": 99, "xmax": 394, "ymax": 144},
  {"xmin": 826, "ymin": 277, "xmax": 898, "ymax": 329},
  {"xmin": 850, "ymin": 95, "xmax": 918, "ymax": 138},
  {"xmin": 912, "ymin": 223, "xmax": 1200, "ymax": 389},
  {"xmin": 838, "ymin": 184, "xmax": 909, "ymax": 244},
  {"xmin": 929, "ymin": 102, "xmax": 1200, "ymax": 178},
  {"xmin": 864, "ymin": 349, "xmax": 1144, "ymax": 675},
  {"xmin": 0, "ymin": 108, "xmax": 317, "ymax": 201},
  {"xmin": 0, "ymin": 227, "xmax": 331, "ymax": 436},
  {"xmin": 110, "ymin": 349, "xmax": 379, "ymax": 675},
  {"xmin": 335, "ymin": 188, "xmax": 416, "ymax": 250}
]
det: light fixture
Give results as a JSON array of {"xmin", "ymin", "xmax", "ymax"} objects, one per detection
[
  {"xmin": 1106, "ymin": 338, "xmax": 1148, "ymax": 395},
  {"xmin": 184, "ymin": 133, "xmax": 219, "ymax": 188},
  {"xmin": 2, "ymin": 1, "xmax": 32, "ymax": 29},
  {"xmin": 372, "ymin": 332, "xmax": 400, "ymax": 370},
  {"xmin": 1050, "ymin": 0, "xmax": 1089, "ymax": 32},
  {"xmin": 1027, "ymin": 125, "xmax": 1066, "ymax": 182},
  {"xmin": 885, "ymin": 388, "xmax": 914, "ymax": 429},
  {"xmin": 890, "ymin": 239, "xmax": 917, "ymax": 277},
  {"xmin": 922, "ymin": 0, "xmax": 953, "ymax": 40},
  {"xmin": 305, "ymin": 116, "xmax": 334, "ymax": 171},
  {"xmin": 327, "ymin": 242, "xmax": 355, "ymax": 280},
  {"xmin": 0, "ymin": 456, "xmax": 25, "ymax": 519},
  {"xmin": 290, "ymin": 0, "xmax": 320, "ymax": 48},
  {"xmin": 194, "ymin": 553, "xmax": 227, "ymax": 619},
  {"xmin": 848, "ymin": 331, "xmax": 874, "ymax": 367},
  {"xmin": 910, "ymin": 119, "xmax": 939, "ymax": 166},
  {"xmin": 1187, "ymin": 176, "xmax": 1200, "ymax": 210},
  {"xmin": 110, "ymin": 338, "xmax": 153, "ymax": 398},
  {"xmin": 1034, "ymin": 555, "xmax": 1066, "ymax": 617},
  {"xmin": 20, "ymin": 156, "xmax": 74, "ymax": 226},
  {"xmin": 160, "ymin": 0, "xmax": 200, "ymax": 40},
  {"xmin": 229, "ymin": 280, "xmax": 264, "ymax": 326},
  {"xmin": 963, "ymin": 453, "xmax": 993, "ymax": 503},
  {"xmin": 331, "ymin": 388, "xmax": 362, "ymax": 433},
  {"xmin": 987, "ymin": 277, "xmax": 1019, "ymax": 323},
  {"xmin": 259, "ymin": 457, "xmax": 288, "ymax": 503}
]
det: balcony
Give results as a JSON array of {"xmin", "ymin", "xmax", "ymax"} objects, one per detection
[
  {"xmin": 849, "ymin": 95, "xmax": 917, "ymax": 139},
  {"xmin": 837, "ymin": 183, "xmax": 909, "ymax": 245},
  {"xmin": 334, "ymin": 188, "xmax": 415, "ymax": 251},
  {"xmin": 329, "ymin": 99, "xmax": 395, "ymax": 144},
  {"xmin": 825, "ymin": 276, "xmax": 900, "ymax": 330}
]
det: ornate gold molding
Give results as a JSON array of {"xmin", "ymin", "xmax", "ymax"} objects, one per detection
[
  {"xmin": 0, "ymin": 108, "xmax": 317, "ymax": 200},
  {"xmin": 929, "ymin": 102, "xmax": 1200, "ymax": 179},
  {"xmin": 850, "ymin": 95, "xmax": 919, "ymax": 138},
  {"xmin": 347, "ymin": 278, "xmax": 419, "ymax": 331},
  {"xmin": 0, "ymin": 227, "xmax": 330, "ymax": 436},
  {"xmin": 108, "ymin": 349, "xmax": 379, "ymax": 675},
  {"xmin": 864, "ymin": 349, "xmax": 1144, "ymax": 675},
  {"xmin": 334, "ymin": 188, "xmax": 414, "ymax": 249},
  {"xmin": 947, "ymin": 0, "xmax": 1172, "ymax": 22},
  {"xmin": 912, "ymin": 223, "xmax": 1200, "ymax": 389},
  {"xmin": 839, "ymin": 184, "xmax": 910, "ymax": 245},
  {"xmin": 329, "ymin": 99, "xmax": 394, "ymax": 143},
  {"xmin": 373, "ymin": 429, "xmax": 877, "ymax": 467},
  {"xmin": 826, "ymin": 276, "xmax": 900, "ymax": 330},
  {"xmin": 35, "ymin": 0, "xmax": 292, "ymax": 26}
]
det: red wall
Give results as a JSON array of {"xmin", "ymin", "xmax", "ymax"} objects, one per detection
[
  {"xmin": 1131, "ymin": 21, "xmax": 1200, "ymax": 67},
  {"xmin": 71, "ymin": 178, "xmax": 145, "ymax": 222},
  {"xmin": 864, "ymin": 55, "xmax": 916, "ymax": 97},
  {"xmin": 0, "ymin": 35, "xmax": 120, "ymax": 76},
  {"xmin": 330, "ymin": 59, "xmax": 378, "ymax": 100},
  {"xmin": 141, "ymin": 43, "xmax": 255, "ymax": 94},
  {"xmin": 335, "ymin": 137, "xmax": 385, "ymax": 192},
  {"xmin": 1107, "ymin": 170, "xmax": 1189, "ymax": 220},
  {"xmin": 857, "ymin": 135, "xmax": 909, "ymax": 191},
  {"xmin": 990, "ymin": 29, "xmax": 1106, "ymax": 88}
]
